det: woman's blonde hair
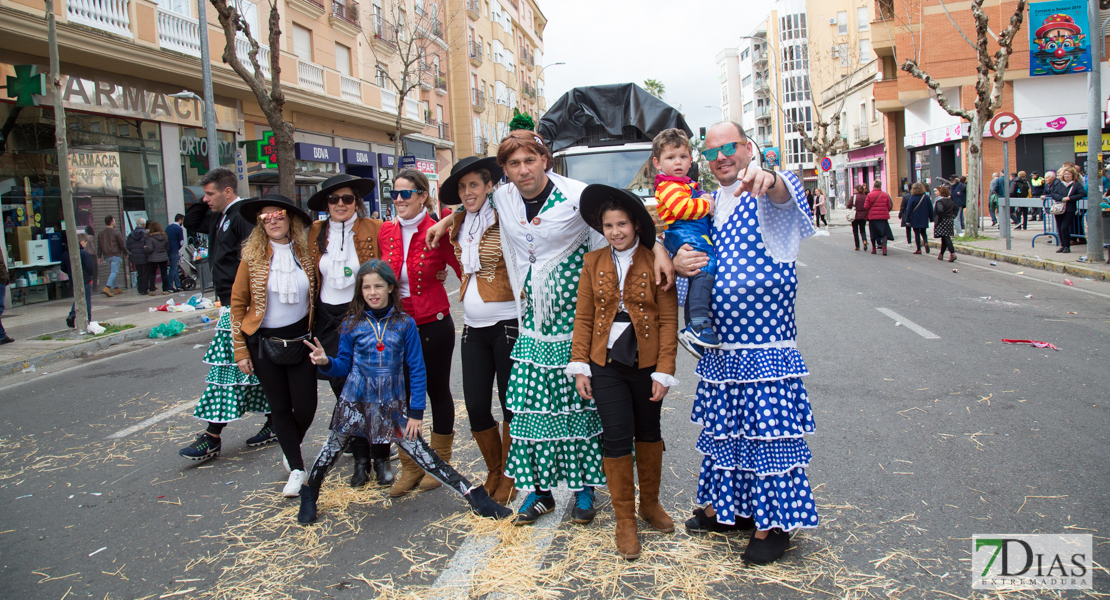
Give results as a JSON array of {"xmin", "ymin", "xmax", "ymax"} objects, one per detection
[
  {"xmin": 1061, "ymin": 166, "xmax": 1081, "ymax": 182},
  {"xmin": 240, "ymin": 212, "xmax": 309, "ymax": 267},
  {"xmin": 911, "ymin": 182, "xmax": 927, "ymax": 195}
]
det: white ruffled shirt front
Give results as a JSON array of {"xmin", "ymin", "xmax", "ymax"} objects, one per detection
[
  {"xmin": 319, "ymin": 218, "xmax": 360, "ymax": 305},
  {"xmin": 260, "ymin": 241, "xmax": 309, "ymax": 328}
]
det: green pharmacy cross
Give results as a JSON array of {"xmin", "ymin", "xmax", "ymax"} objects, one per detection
[
  {"xmin": 3, "ymin": 65, "xmax": 46, "ymax": 107},
  {"xmin": 245, "ymin": 130, "xmax": 278, "ymax": 169}
]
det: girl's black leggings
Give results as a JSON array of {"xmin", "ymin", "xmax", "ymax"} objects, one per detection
[
  {"xmin": 413, "ymin": 316, "xmax": 457, "ymax": 436},
  {"xmin": 851, "ymin": 219, "xmax": 868, "ymax": 248},
  {"xmin": 939, "ymin": 235, "xmax": 955, "ymax": 255},
  {"xmin": 913, "ymin": 227, "xmax": 929, "ymax": 250},
  {"xmin": 461, "ymin": 319, "xmax": 517, "ymax": 432},
  {"xmin": 308, "ymin": 427, "xmax": 471, "ymax": 495},
  {"xmin": 248, "ymin": 316, "xmax": 318, "ymax": 471},
  {"xmin": 589, "ymin": 360, "xmax": 662, "ymax": 458}
]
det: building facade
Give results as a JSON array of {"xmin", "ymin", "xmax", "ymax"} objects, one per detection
[{"xmin": 715, "ymin": 48, "xmax": 742, "ymax": 124}]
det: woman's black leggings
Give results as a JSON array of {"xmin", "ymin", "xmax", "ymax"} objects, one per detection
[
  {"xmin": 816, "ymin": 212, "xmax": 828, "ymax": 227},
  {"xmin": 589, "ymin": 360, "xmax": 662, "ymax": 458},
  {"xmin": 904, "ymin": 225, "xmax": 913, "ymax": 244},
  {"xmin": 248, "ymin": 316, "xmax": 318, "ymax": 471},
  {"xmin": 461, "ymin": 319, "xmax": 517, "ymax": 432},
  {"xmin": 938, "ymin": 236, "xmax": 955, "ymax": 255},
  {"xmin": 415, "ymin": 316, "xmax": 457, "ymax": 436},
  {"xmin": 851, "ymin": 219, "xmax": 868, "ymax": 248},
  {"xmin": 1055, "ymin": 212, "xmax": 1075, "ymax": 249},
  {"xmin": 913, "ymin": 227, "xmax": 929, "ymax": 250}
]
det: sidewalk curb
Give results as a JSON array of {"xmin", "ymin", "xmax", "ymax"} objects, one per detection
[
  {"xmin": 0, "ymin": 309, "xmax": 219, "ymax": 377},
  {"xmin": 952, "ymin": 243, "xmax": 1109, "ymax": 281}
]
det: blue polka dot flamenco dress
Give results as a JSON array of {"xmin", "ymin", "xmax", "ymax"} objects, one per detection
[{"xmin": 691, "ymin": 171, "xmax": 819, "ymax": 535}]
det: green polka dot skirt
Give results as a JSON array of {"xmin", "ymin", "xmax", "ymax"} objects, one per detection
[{"xmin": 193, "ymin": 309, "xmax": 269, "ymax": 423}]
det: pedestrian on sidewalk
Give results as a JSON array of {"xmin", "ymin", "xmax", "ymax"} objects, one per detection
[
  {"xmin": 950, "ymin": 175, "xmax": 967, "ymax": 234},
  {"xmin": 230, "ymin": 195, "xmax": 319, "ymax": 498},
  {"xmin": 898, "ymin": 187, "xmax": 913, "ymax": 244},
  {"xmin": 440, "ymin": 157, "xmax": 521, "ymax": 505},
  {"xmin": 298, "ymin": 260, "xmax": 511, "ymax": 524},
  {"xmin": 865, "ymin": 180, "xmax": 894, "ymax": 255},
  {"xmin": 846, "ymin": 184, "xmax": 870, "ymax": 251},
  {"xmin": 143, "ymin": 221, "xmax": 171, "ymax": 295},
  {"xmin": 991, "ymin": 172, "xmax": 1008, "ymax": 229},
  {"xmin": 805, "ymin": 188, "xmax": 814, "ymax": 215},
  {"xmin": 814, "ymin": 188, "xmax": 829, "ymax": 228},
  {"xmin": 96, "ymin": 215, "xmax": 127, "ymax": 297},
  {"xmin": 126, "ymin": 218, "xmax": 149, "ymax": 295},
  {"xmin": 0, "ymin": 246, "xmax": 13, "ymax": 344},
  {"xmin": 1030, "ymin": 172, "xmax": 1045, "ymax": 222},
  {"xmin": 905, "ymin": 182, "xmax": 934, "ymax": 255},
  {"xmin": 568, "ymin": 185, "xmax": 679, "ymax": 561},
  {"xmin": 62, "ymin": 233, "xmax": 96, "ymax": 329},
  {"xmin": 305, "ymin": 173, "xmax": 388, "ymax": 488},
  {"xmin": 166, "ymin": 214, "xmax": 185, "ymax": 292},
  {"xmin": 1047, "ymin": 167, "xmax": 1085, "ymax": 253},
  {"xmin": 933, "ymin": 185, "xmax": 958, "ymax": 262},
  {"xmin": 179, "ymin": 167, "xmax": 272, "ymax": 461},
  {"xmin": 1010, "ymin": 171, "xmax": 1030, "ymax": 230}
]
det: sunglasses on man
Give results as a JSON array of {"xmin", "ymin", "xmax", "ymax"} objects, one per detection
[
  {"xmin": 702, "ymin": 141, "xmax": 740, "ymax": 162},
  {"xmin": 327, "ymin": 194, "xmax": 357, "ymax": 205},
  {"xmin": 389, "ymin": 189, "xmax": 422, "ymax": 200}
]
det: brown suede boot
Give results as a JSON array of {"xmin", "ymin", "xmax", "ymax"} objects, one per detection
[
  {"xmin": 471, "ymin": 425, "xmax": 503, "ymax": 495},
  {"xmin": 419, "ymin": 432, "xmax": 453, "ymax": 490},
  {"xmin": 389, "ymin": 449, "xmax": 424, "ymax": 497},
  {"xmin": 604, "ymin": 454, "xmax": 640, "ymax": 560},
  {"xmin": 493, "ymin": 421, "xmax": 517, "ymax": 504},
  {"xmin": 634, "ymin": 440, "xmax": 675, "ymax": 533}
]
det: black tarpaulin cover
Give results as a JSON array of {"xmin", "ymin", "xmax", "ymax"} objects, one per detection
[{"xmin": 538, "ymin": 83, "xmax": 693, "ymax": 152}]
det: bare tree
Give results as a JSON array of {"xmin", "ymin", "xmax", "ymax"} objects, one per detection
[
  {"xmin": 209, "ymin": 0, "xmax": 295, "ymax": 198},
  {"xmin": 901, "ymin": 0, "xmax": 1027, "ymax": 237}
]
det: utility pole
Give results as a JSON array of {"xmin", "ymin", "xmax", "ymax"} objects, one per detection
[
  {"xmin": 198, "ymin": 0, "xmax": 219, "ymax": 170},
  {"xmin": 1086, "ymin": 3, "xmax": 1106, "ymax": 262},
  {"xmin": 45, "ymin": 0, "xmax": 87, "ymax": 331}
]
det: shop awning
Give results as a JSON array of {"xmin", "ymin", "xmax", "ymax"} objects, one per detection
[
  {"xmin": 248, "ymin": 170, "xmax": 330, "ymax": 185},
  {"xmin": 847, "ymin": 158, "xmax": 881, "ymax": 168}
]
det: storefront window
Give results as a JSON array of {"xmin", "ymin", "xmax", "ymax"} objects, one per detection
[
  {"xmin": 1043, "ymin": 136, "xmax": 1074, "ymax": 175},
  {"xmin": 179, "ymin": 126, "xmax": 236, "ymax": 210}
]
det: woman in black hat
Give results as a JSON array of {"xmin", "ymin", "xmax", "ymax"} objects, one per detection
[
  {"xmin": 229, "ymin": 194, "xmax": 319, "ymax": 498},
  {"xmin": 304, "ymin": 174, "xmax": 394, "ymax": 487},
  {"xmin": 567, "ymin": 184, "xmax": 679, "ymax": 560},
  {"xmin": 440, "ymin": 156, "xmax": 518, "ymax": 504}
]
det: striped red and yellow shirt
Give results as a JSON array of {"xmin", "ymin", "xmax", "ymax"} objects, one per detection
[{"xmin": 654, "ymin": 175, "xmax": 711, "ymax": 225}]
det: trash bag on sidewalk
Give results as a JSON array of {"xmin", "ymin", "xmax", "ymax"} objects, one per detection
[{"xmin": 150, "ymin": 319, "xmax": 186, "ymax": 339}]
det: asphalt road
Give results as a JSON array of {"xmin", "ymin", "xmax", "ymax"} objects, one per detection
[{"xmin": 0, "ymin": 227, "xmax": 1106, "ymax": 599}]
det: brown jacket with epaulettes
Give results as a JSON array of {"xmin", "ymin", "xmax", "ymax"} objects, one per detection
[
  {"xmin": 306, "ymin": 217, "xmax": 383, "ymax": 285},
  {"xmin": 229, "ymin": 242, "xmax": 318, "ymax": 362},
  {"xmin": 570, "ymin": 244, "xmax": 678, "ymax": 374},
  {"xmin": 447, "ymin": 209, "xmax": 514, "ymax": 302}
]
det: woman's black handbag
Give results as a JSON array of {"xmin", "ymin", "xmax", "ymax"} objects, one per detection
[{"xmin": 261, "ymin": 333, "xmax": 312, "ymax": 365}]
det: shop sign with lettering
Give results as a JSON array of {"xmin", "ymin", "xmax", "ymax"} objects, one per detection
[
  {"xmin": 378, "ymin": 153, "xmax": 396, "ymax": 168},
  {"xmin": 904, "ymin": 123, "xmax": 970, "ymax": 149},
  {"xmin": 295, "ymin": 143, "xmax": 340, "ymax": 162},
  {"xmin": 415, "ymin": 158, "xmax": 438, "ymax": 180},
  {"xmin": 68, "ymin": 151, "xmax": 121, "ymax": 195},
  {"xmin": 343, "ymin": 149, "xmax": 375, "ymax": 165}
]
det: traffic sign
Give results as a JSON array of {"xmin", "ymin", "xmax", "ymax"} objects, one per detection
[
  {"xmin": 989, "ymin": 112, "xmax": 1022, "ymax": 141},
  {"xmin": 820, "ymin": 157, "xmax": 832, "ymax": 172}
]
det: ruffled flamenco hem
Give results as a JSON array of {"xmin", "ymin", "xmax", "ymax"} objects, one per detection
[{"xmin": 193, "ymin": 316, "xmax": 268, "ymax": 423}]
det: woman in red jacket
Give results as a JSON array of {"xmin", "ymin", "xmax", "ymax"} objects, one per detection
[
  {"xmin": 379, "ymin": 168, "xmax": 462, "ymax": 497},
  {"xmin": 863, "ymin": 180, "xmax": 894, "ymax": 256}
]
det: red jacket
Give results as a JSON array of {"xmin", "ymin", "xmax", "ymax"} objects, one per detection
[
  {"xmin": 863, "ymin": 190, "xmax": 893, "ymax": 220},
  {"xmin": 379, "ymin": 214, "xmax": 462, "ymax": 325}
]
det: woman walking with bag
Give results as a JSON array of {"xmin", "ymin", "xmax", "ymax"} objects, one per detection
[
  {"xmin": 933, "ymin": 185, "xmax": 958, "ymax": 262},
  {"xmin": 379, "ymin": 169, "xmax": 462, "ymax": 497},
  {"xmin": 864, "ymin": 181, "xmax": 894, "ymax": 255},
  {"xmin": 230, "ymin": 194, "xmax": 319, "ymax": 497},
  {"xmin": 904, "ymin": 182, "xmax": 934, "ymax": 255},
  {"xmin": 305, "ymin": 174, "xmax": 391, "ymax": 488},
  {"xmin": 814, "ymin": 189, "xmax": 828, "ymax": 228},
  {"xmin": 143, "ymin": 221, "xmax": 172, "ymax": 295},
  {"xmin": 440, "ymin": 156, "xmax": 519, "ymax": 504},
  {"xmin": 1048, "ymin": 167, "xmax": 1085, "ymax": 253},
  {"xmin": 846, "ymin": 184, "xmax": 869, "ymax": 251}
]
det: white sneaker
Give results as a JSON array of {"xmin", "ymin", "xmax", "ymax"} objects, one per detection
[
  {"xmin": 283, "ymin": 470, "xmax": 306, "ymax": 497},
  {"xmin": 282, "ymin": 455, "xmax": 290, "ymax": 473}
]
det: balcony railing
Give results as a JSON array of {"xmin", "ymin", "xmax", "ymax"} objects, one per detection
[
  {"xmin": 472, "ymin": 89, "xmax": 486, "ymax": 112},
  {"xmin": 235, "ymin": 37, "xmax": 271, "ymax": 78},
  {"xmin": 435, "ymin": 72, "xmax": 447, "ymax": 91},
  {"xmin": 854, "ymin": 124, "xmax": 871, "ymax": 143},
  {"xmin": 340, "ymin": 75, "xmax": 361, "ymax": 101},
  {"xmin": 469, "ymin": 41, "xmax": 483, "ymax": 66},
  {"xmin": 298, "ymin": 60, "xmax": 325, "ymax": 92},
  {"xmin": 381, "ymin": 89, "xmax": 398, "ymax": 113},
  {"xmin": 466, "ymin": 0, "xmax": 480, "ymax": 19},
  {"xmin": 519, "ymin": 47, "xmax": 534, "ymax": 66},
  {"xmin": 425, "ymin": 114, "xmax": 438, "ymax": 126},
  {"xmin": 331, "ymin": 0, "xmax": 360, "ymax": 28},
  {"xmin": 755, "ymin": 105, "xmax": 772, "ymax": 120},
  {"xmin": 372, "ymin": 16, "xmax": 398, "ymax": 48},
  {"xmin": 756, "ymin": 136, "xmax": 773, "ymax": 147},
  {"xmin": 157, "ymin": 8, "xmax": 200, "ymax": 57},
  {"xmin": 438, "ymin": 121, "xmax": 450, "ymax": 141},
  {"xmin": 69, "ymin": 0, "xmax": 132, "ymax": 38}
]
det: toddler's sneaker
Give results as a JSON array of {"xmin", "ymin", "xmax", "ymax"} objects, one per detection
[
  {"xmin": 678, "ymin": 330, "xmax": 703, "ymax": 359},
  {"xmin": 681, "ymin": 324, "xmax": 722, "ymax": 350}
]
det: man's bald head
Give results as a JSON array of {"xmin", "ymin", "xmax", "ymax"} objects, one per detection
[{"xmin": 705, "ymin": 121, "xmax": 754, "ymax": 186}]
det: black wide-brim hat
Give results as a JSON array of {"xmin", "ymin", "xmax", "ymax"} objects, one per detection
[
  {"xmin": 239, "ymin": 193, "xmax": 313, "ymax": 227},
  {"xmin": 579, "ymin": 184, "xmax": 656, "ymax": 250},
  {"xmin": 307, "ymin": 173, "xmax": 377, "ymax": 212},
  {"xmin": 439, "ymin": 156, "xmax": 504, "ymax": 205}
]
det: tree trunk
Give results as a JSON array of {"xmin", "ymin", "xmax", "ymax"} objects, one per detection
[
  {"xmin": 965, "ymin": 123, "xmax": 982, "ymax": 238},
  {"xmin": 272, "ymin": 120, "xmax": 295, "ymax": 200}
]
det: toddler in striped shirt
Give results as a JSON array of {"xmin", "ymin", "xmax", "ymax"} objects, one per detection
[{"xmin": 652, "ymin": 128, "xmax": 721, "ymax": 356}]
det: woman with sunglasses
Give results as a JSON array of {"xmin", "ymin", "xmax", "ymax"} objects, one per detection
[
  {"xmin": 380, "ymin": 168, "xmax": 462, "ymax": 497},
  {"xmin": 229, "ymin": 194, "xmax": 318, "ymax": 498},
  {"xmin": 306, "ymin": 174, "xmax": 391, "ymax": 488}
]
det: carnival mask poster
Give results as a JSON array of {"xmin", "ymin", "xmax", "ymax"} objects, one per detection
[{"xmin": 1029, "ymin": 2, "xmax": 1091, "ymax": 76}]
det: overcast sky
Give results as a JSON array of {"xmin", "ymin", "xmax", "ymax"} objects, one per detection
[{"xmin": 539, "ymin": 0, "xmax": 770, "ymax": 133}]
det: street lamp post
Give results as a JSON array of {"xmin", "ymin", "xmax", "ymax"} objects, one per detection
[
  {"xmin": 536, "ymin": 62, "xmax": 565, "ymax": 117},
  {"xmin": 196, "ymin": 0, "xmax": 219, "ymax": 172}
]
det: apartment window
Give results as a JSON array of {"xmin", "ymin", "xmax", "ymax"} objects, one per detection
[
  {"xmin": 839, "ymin": 43, "xmax": 850, "ymax": 67},
  {"xmin": 872, "ymin": 99, "xmax": 878, "ymax": 122},
  {"xmin": 398, "ymin": 10, "xmax": 406, "ymax": 41},
  {"xmin": 292, "ymin": 23, "xmax": 313, "ymax": 62},
  {"xmin": 744, "ymin": 101, "xmax": 753, "ymax": 113},
  {"xmin": 857, "ymin": 7, "xmax": 869, "ymax": 31},
  {"xmin": 742, "ymin": 75, "xmax": 752, "ymax": 87},
  {"xmin": 859, "ymin": 39, "xmax": 871, "ymax": 61},
  {"xmin": 740, "ymin": 48, "xmax": 749, "ymax": 60},
  {"xmin": 837, "ymin": 11, "xmax": 848, "ymax": 35},
  {"xmin": 335, "ymin": 43, "xmax": 351, "ymax": 76},
  {"xmin": 859, "ymin": 102, "xmax": 867, "ymax": 132},
  {"xmin": 722, "ymin": 85, "xmax": 728, "ymax": 104},
  {"xmin": 376, "ymin": 63, "xmax": 389, "ymax": 89}
]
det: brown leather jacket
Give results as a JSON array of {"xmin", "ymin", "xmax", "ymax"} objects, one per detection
[
  {"xmin": 230, "ymin": 243, "xmax": 318, "ymax": 362},
  {"xmin": 447, "ymin": 209, "xmax": 514, "ymax": 303},
  {"xmin": 307, "ymin": 217, "xmax": 382, "ymax": 293},
  {"xmin": 571, "ymin": 244, "xmax": 678, "ymax": 374}
]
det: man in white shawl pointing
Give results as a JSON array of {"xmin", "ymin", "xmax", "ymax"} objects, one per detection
[{"xmin": 428, "ymin": 130, "xmax": 674, "ymax": 526}]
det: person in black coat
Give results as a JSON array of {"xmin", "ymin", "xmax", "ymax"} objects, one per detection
[
  {"xmin": 126, "ymin": 219, "xmax": 149, "ymax": 294},
  {"xmin": 1044, "ymin": 168, "xmax": 1086, "ymax": 253},
  {"xmin": 1009, "ymin": 171, "xmax": 1031, "ymax": 230},
  {"xmin": 949, "ymin": 175, "xmax": 967, "ymax": 234},
  {"xmin": 182, "ymin": 170, "xmax": 255, "ymax": 306},
  {"xmin": 904, "ymin": 182, "xmax": 934, "ymax": 254}
]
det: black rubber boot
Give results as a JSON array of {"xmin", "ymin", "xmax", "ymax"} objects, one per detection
[
  {"xmin": 465, "ymin": 485, "xmax": 513, "ymax": 520},
  {"xmin": 298, "ymin": 484, "xmax": 320, "ymax": 524},
  {"xmin": 372, "ymin": 458, "xmax": 394, "ymax": 486},
  {"xmin": 349, "ymin": 439, "xmax": 371, "ymax": 488},
  {"xmin": 741, "ymin": 528, "xmax": 791, "ymax": 564}
]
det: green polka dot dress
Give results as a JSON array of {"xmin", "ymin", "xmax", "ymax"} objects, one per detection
[
  {"xmin": 193, "ymin": 308, "xmax": 269, "ymax": 423},
  {"xmin": 504, "ymin": 189, "xmax": 605, "ymax": 492}
]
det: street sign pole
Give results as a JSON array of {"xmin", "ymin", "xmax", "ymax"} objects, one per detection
[
  {"xmin": 1085, "ymin": 0, "xmax": 1105, "ymax": 262},
  {"xmin": 1002, "ymin": 141, "xmax": 1011, "ymax": 250},
  {"xmin": 989, "ymin": 112, "xmax": 1021, "ymax": 251}
]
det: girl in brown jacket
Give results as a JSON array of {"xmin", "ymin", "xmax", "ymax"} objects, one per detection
[
  {"xmin": 230, "ymin": 194, "xmax": 318, "ymax": 498},
  {"xmin": 567, "ymin": 185, "xmax": 679, "ymax": 561}
]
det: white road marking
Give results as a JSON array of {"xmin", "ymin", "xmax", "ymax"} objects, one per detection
[
  {"xmin": 875, "ymin": 308, "xmax": 940, "ymax": 339},
  {"xmin": 429, "ymin": 486, "xmax": 573, "ymax": 600},
  {"xmin": 106, "ymin": 400, "xmax": 199, "ymax": 439},
  {"xmin": 796, "ymin": 261, "xmax": 808, "ymax": 267}
]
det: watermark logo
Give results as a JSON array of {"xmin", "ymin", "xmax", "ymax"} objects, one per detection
[{"xmin": 973, "ymin": 534, "xmax": 1091, "ymax": 590}]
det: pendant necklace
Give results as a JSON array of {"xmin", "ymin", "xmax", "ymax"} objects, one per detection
[{"xmin": 365, "ymin": 315, "xmax": 387, "ymax": 352}]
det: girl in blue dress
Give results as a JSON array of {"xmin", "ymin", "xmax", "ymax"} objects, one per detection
[{"xmin": 298, "ymin": 260, "xmax": 510, "ymax": 523}]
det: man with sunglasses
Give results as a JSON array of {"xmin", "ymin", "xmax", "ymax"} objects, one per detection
[
  {"xmin": 179, "ymin": 167, "xmax": 274, "ymax": 461},
  {"xmin": 673, "ymin": 122, "xmax": 819, "ymax": 565}
]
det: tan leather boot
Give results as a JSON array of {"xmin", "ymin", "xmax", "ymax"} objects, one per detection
[
  {"xmin": 604, "ymin": 454, "xmax": 640, "ymax": 560},
  {"xmin": 419, "ymin": 432, "xmax": 453, "ymax": 490},
  {"xmin": 389, "ymin": 448, "xmax": 424, "ymax": 497},
  {"xmin": 493, "ymin": 421, "xmax": 517, "ymax": 504},
  {"xmin": 471, "ymin": 425, "xmax": 502, "ymax": 495},
  {"xmin": 634, "ymin": 440, "xmax": 675, "ymax": 533},
  {"xmin": 102, "ymin": 286, "xmax": 114, "ymax": 297}
]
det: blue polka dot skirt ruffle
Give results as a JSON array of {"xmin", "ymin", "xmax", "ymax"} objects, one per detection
[
  {"xmin": 695, "ymin": 432, "xmax": 812, "ymax": 475},
  {"xmin": 693, "ymin": 378, "xmax": 815, "ymax": 440},
  {"xmin": 696, "ymin": 346, "xmax": 808, "ymax": 384},
  {"xmin": 696, "ymin": 465, "xmax": 819, "ymax": 530}
]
